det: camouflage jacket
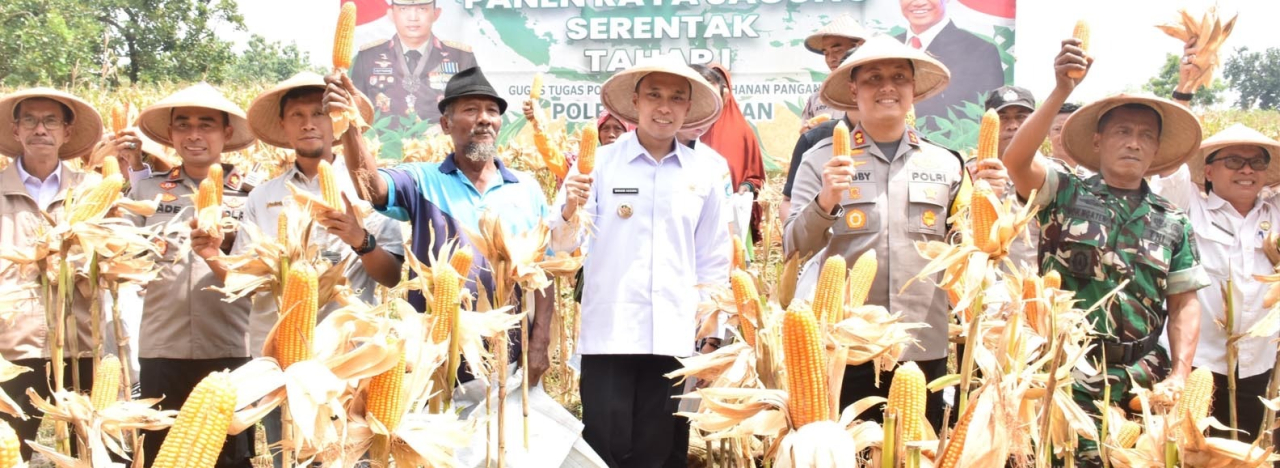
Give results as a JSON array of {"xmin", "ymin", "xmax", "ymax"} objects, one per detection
[{"xmin": 1030, "ymin": 167, "xmax": 1210, "ymax": 344}]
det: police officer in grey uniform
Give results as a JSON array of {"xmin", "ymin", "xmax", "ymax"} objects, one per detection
[
  {"xmin": 785, "ymin": 36, "xmax": 1010, "ymax": 431},
  {"xmin": 351, "ymin": 0, "xmax": 477, "ymax": 124},
  {"xmin": 127, "ymin": 83, "xmax": 256, "ymax": 468}
]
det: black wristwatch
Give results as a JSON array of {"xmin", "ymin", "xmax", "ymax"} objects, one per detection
[
  {"xmin": 1171, "ymin": 90, "xmax": 1194, "ymax": 102},
  {"xmin": 352, "ymin": 230, "xmax": 376, "ymax": 255}
]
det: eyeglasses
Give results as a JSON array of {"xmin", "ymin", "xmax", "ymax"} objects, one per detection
[
  {"xmin": 15, "ymin": 116, "xmax": 66, "ymax": 130},
  {"xmin": 1211, "ymin": 156, "xmax": 1269, "ymax": 171}
]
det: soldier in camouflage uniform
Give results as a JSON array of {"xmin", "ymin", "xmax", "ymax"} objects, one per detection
[
  {"xmin": 1003, "ymin": 39, "xmax": 1210, "ymax": 467},
  {"xmin": 350, "ymin": 0, "xmax": 477, "ymax": 125}
]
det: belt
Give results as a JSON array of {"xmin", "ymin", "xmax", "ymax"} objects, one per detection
[{"xmin": 1090, "ymin": 330, "xmax": 1162, "ymax": 367}]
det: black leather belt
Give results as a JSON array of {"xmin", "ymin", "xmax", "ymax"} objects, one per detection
[{"xmin": 1090, "ymin": 330, "xmax": 1162, "ymax": 367}]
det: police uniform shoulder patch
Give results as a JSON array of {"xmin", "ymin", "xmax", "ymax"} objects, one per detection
[
  {"xmin": 159, "ymin": 181, "xmax": 178, "ymax": 190},
  {"xmin": 852, "ymin": 129, "xmax": 867, "ymax": 147},
  {"xmin": 360, "ymin": 38, "xmax": 390, "ymax": 52},
  {"xmin": 442, "ymin": 40, "xmax": 472, "ymax": 53},
  {"xmin": 167, "ymin": 168, "xmax": 182, "ymax": 180}
]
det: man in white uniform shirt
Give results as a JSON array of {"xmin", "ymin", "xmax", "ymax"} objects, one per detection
[
  {"xmin": 554, "ymin": 55, "xmax": 730, "ymax": 467},
  {"xmin": 1150, "ymin": 124, "xmax": 1280, "ymax": 440}
]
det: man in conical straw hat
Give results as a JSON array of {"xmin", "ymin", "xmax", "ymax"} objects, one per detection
[
  {"xmin": 0, "ymin": 88, "xmax": 103, "ymax": 460},
  {"xmin": 552, "ymin": 53, "xmax": 730, "ymax": 466},
  {"xmin": 124, "ymin": 82, "xmax": 258, "ymax": 467},
  {"xmin": 1149, "ymin": 123, "xmax": 1280, "ymax": 442},
  {"xmin": 1003, "ymin": 37, "xmax": 1211, "ymax": 466},
  {"xmin": 236, "ymin": 71, "xmax": 404, "ymax": 465},
  {"xmin": 785, "ymin": 35, "xmax": 1006, "ymax": 429}
]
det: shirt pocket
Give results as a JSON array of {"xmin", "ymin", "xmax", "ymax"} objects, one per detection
[
  {"xmin": 833, "ymin": 182, "xmax": 879, "ymax": 236},
  {"xmin": 906, "ymin": 181, "xmax": 948, "ymax": 237},
  {"xmin": 1056, "ymin": 233, "xmax": 1105, "ymax": 282}
]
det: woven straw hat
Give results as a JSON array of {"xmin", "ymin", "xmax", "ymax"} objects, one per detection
[
  {"xmin": 818, "ymin": 35, "xmax": 951, "ymax": 113},
  {"xmin": 0, "ymin": 88, "xmax": 104, "ymax": 160},
  {"xmin": 1062, "ymin": 94, "xmax": 1202, "ymax": 177},
  {"xmin": 804, "ymin": 15, "xmax": 871, "ymax": 55},
  {"xmin": 600, "ymin": 53, "xmax": 724, "ymax": 130},
  {"xmin": 247, "ymin": 72, "xmax": 375, "ymax": 149},
  {"xmin": 138, "ymin": 83, "xmax": 255, "ymax": 152},
  {"xmin": 1189, "ymin": 123, "xmax": 1280, "ymax": 187}
]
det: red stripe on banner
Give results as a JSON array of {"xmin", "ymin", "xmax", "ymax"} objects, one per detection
[
  {"xmin": 957, "ymin": 0, "xmax": 1015, "ymax": 19},
  {"xmin": 342, "ymin": 0, "xmax": 389, "ymax": 26}
]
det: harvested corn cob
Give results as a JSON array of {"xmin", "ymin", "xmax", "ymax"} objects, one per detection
[
  {"xmin": 274, "ymin": 266, "xmax": 318, "ymax": 369},
  {"xmin": 430, "ymin": 265, "xmax": 461, "ymax": 344},
  {"xmin": 578, "ymin": 122, "xmax": 598, "ymax": 174},
  {"xmin": 0, "ymin": 420, "xmax": 19, "ymax": 468},
  {"xmin": 68, "ymin": 174, "xmax": 124, "ymax": 225},
  {"xmin": 1070, "ymin": 20, "xmax": 1090, "ymax": 79},
  {"xmin": 531, "ymin": 73, "xmax": 543, "ymax": 101},
  {"xmin": 730, "ymin": 270, "xmax": 759, "ymax": 347},
  {"xmin": 319, "ymin": 159, "xmax": 343, "ymax": 210},
  {"xmin": 977, "ymin": 109, "xmax": 999, "ymax": 161},
  {"xmin": 832, "ymin": 121, "xmax": 851, "ymax": 158},
  {"xmin": 971, "ymin": 180, "xmax": 998, "ymax": 253},
  {"xmin": 887, "ymin": 361, "xmax": 926, "ymax": 442},
  {"xmin": 783, "ymin": 305, "xmax": 829, "ymax": 428},
  {"xmin": 812, "ymin": 255, "xmax": 846, "ymax": 324},
  {"xmin": 937, "ymin": 387, "xmax": 980, "ymax": 468},
  {"xmin": 367, "ymin": 351, "xmax": 407, "ymax": 432},
  {"xmin": 449, "ymin": 246, "xmax": 474, "ymax": 280},
  {"xmin": 847, "ymin": 250, "xmax": 877, "ymax": 309},
  {"xmin": 101, "ymin": 154, "xmax": 121, "ymax": 179},
  {"xmin": 1175, "ymin": 367, "xmax": 1214, "ymax": 423},
  {"xmin": 152, "ymin": 371, "xmax": 236, "ymax": 468},
  {"xmin": 333, "ymin": 2, "xmax": 357, "ymax": 70},
  {"xmin": 91, "ymin": 354, "xmax": 122, "ymax": 410},
  {"xmin": 806, "ymin": 114, "xmax": 831, "ymax": 127}
]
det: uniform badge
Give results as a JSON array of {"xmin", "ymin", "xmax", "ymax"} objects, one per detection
[
  {"xmin": 908, "ymin": 131, "xmax": 919, "ymax": 145},
  {"xmin": 443, "ymin": 61, "xmax": 457, "ymax": 74},
  {"xmin": 922, "ymin": 209, "xmax": 937, "ymax": 228},
  {"xmin": 369, "ymin": 76, "xmax": 378, "ymax": 86},
  {"xmin": 168, "ymin": 168, "xmax": 181, "ymax": 180},
  {"xmin": 851, "ymin": 148, "xmax": 865, "ymax": 156},
  {"xmin": 228, "ymin": 173, "xmax": 242, "ymax": 191},
  {"xmin": 160, "ymin": 181, "xmax": 177, "ymax": 190},
  {"xmin": 848, "ymin": 186, "xmax": 861, "ymax": 200},
  {"xmin": 853, "ymin": 130, "xmax": 865, "ymax": 146},
  {"xmin": 375, "ymin": 93, "xmax": 392, "ymax": 113},
  {"xmin": 617, "ymin": 203, "xmax": 634, "ymax": 219},
  {"xmin": 1263, "ymin": 221, "xmax": 1272, "ymax": 231},
  {"xmin": 160, "ymin": 193, "xmax": 178, "ymax": 203},
  {"xmin": 924, "ymin": 187, "xmax": 938, "ymax": 199},
  {"xmin": 845, "ymin": 209, "xmax": 866, "ymax": 230},
  {"xmin": 1002, "ymin": 89, "xmax": 1019, "ymax": 102},
  {"xmin": 225, "ymin": 197, "xmax": 245, "ymax": 209}
]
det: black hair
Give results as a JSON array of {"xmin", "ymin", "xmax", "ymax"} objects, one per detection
[
  {"xmin": 633, "ymin": 72, "xmax": 694, "ymax": 96},
  {"xmin": 689, "ymin": 64, "xmax": 727, "ymax": 95},
  {"xmin": 279, "ymin": 87, "xmax": 325, "ymax": 119},
  {"xmin": 13, "ymin": 98, "xmax": 73, "ymax": 124},
  {"xmin": 1059, "ymin": 102, "xmax": 1081, "ymax": 115},
  {"xmin": 170, "ymin": 108, "xmax": 231, "ymax": 126},
  {"xmin": 1097, "ymin": 103, "xmax": 1162, "ymax": 136},
  {"xmin": 849, "ymin": 60, "xmax": 916, "ymax": 81}
]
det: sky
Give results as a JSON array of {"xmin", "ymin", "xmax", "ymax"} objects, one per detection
[{"xmin": 227, "ymin": 0, "xmax": 1280, "ymax": 107}]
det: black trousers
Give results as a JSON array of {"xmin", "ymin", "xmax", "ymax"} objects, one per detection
[
  {"xmin": 839, "ymin": 358, "xmax": 949, "ymax": 431},
  {"xmin": 139, "ymin": 357, "xmax": 253, "ymax": 468},
  {"xmin": 581, "ymin": 354, "xmax": 684, "ymax": 468},
  {"xmin": 0, "ymin": 358, "xmax": 94, "ymax": 460},
  {"xmin": 1209, "ymin": 369, "xmax": 1276, "ymax": 443}
]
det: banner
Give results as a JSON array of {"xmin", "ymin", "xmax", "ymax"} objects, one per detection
[{"xmin": 342, "ymin": 0, "xmax": 1015, "ymax": 166}]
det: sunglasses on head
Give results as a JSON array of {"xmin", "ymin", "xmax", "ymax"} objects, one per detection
[{"xmin": 1209, "ymin": 156, "xmax": 1269, "ymax": 171}]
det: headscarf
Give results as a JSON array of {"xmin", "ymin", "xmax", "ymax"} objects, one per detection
[
  {"xmin": 596, "ymin": 110, "xmax": 633, "ymax": 145},
  {"xmin": 699, "ymin": 63, "xmax": 767, "ymax": 240}
]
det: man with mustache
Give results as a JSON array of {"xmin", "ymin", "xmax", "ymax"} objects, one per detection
[
  {"xmin": 125, "ymin": 83, "xmax": 258, "ymax": 467},
  {"xmin": 328, "ymin": 66, "xmax": 555, "ymax": 391},
  {"xmin": 0, "ymin": 89, "xmax": 103, "ymax": 460},
  {"xmin": 235, "ymin": 73, "xmax": 406, "ymax": 466},
  {"xmin": 1003, "ymin": 39, "xmax": 1210, "ymax": 467},
  {"xmin": 785, "ymin": 36, "xmax": 1008, "ymax": 429}
]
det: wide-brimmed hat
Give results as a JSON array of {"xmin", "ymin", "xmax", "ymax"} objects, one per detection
[
  {"xmin": 1062, "ymin": 94, "xmax": 1202, "ymax": 177},
  {"xmin": 1190, "ymin": 123, "xmax": 1280, "ymax": 187},
  {"xmin": 247, "ymin": 72, "xmax": 375, "ymax": 149},
  {"xmin": 138, "ymin": 83, "xmax": 255, "ymax": 152},
  {"xmin": 819, "ymin": 35, "xmax": 951, "ymax": 113},
  {"xmin": 437, "ymin": 66, "xmax": 508, "ymax": 115},
  {"xmin": 0, "ymin": 88, "xmax": 104, "ymax": 160},
  {"xmin": 600, "ymin": 54, "xmax": 724, "ymax": 130},
  {"xmin": 804, "ymin": 15, "xmax": 871, "ymax": 55}
]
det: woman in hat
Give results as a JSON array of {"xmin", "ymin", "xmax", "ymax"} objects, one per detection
[
  {"xmin": 554, "ymin": 54, "xmax": 730, "ymax": 467},
  {"xmin": 1150, "ymin": 124, "xmax": 1280, "ymax": 441},
  {"xmin": 0, "ymin": 88, "xmax": 103, "ymax": 460}
]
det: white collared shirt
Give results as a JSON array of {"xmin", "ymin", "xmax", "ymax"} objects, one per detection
[
  {"xmin": 15, "ymin": 157, "xmax": 62, "ymax": 209},
  {"xmin": 906, "ymin": 19, "xmax": 949, "ymax": 51},
  {"xmin": 231, "ymin": 157, "xmax": 406, "ymax": 357},
  {"xmin": 1150, "ymin": 165, "xmax": 1280, "ymax": 378},
  {"xmin": 551, "ymin": 131, "xmax": 733, "ymax": 357}
]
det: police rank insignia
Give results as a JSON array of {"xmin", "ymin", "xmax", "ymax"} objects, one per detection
[
  {"xmin": 1262, "ymin": 221, "xmax": 1272, "ymax": 231},
  {"xmin": 160, "ymin": 193, "xmax": 178, "ymax": 203},
  {"xmin": 160, "ymin": 181, "xmax": 177, "ymax": 190}
]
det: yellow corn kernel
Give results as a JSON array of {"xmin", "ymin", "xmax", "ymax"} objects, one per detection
[
  {"xmin": 449, "ymin": 246, "xmax": 474, "ymax": 280},
  {"xmin": 1022, "ymin": 276, "xmax": 1042, "ymax": 326},
  {"xmin": 67, "ymin": 174, "xmax": 124, "ymax": 225},
  {"xmin": 208, "ymin": 165, "xmax": 224, "ymax": 206},
  {"xmin": 0, "ymin": 420, "xmax": 20, "ymax": 468},
  {"xmin": 578, "ymin": 122, "xmax": 599, "ymax": 174},
  {"xmin": 1044, "ymin": 270, "xmax": 1061, "ymax": 290},
  {"xmin": 783, "ymin": 305, "xmax": 829, "ymax": 429},
  {"xmin": 274, "ymin": 266, "xmax": 318, "ymax": 370},
  {"xmin": 1070, "ymin": 20, "xmax": 1090, "ymax": 79},
  {"xmin": 971, "ymin": 180, "xmax": 998, "ymax": 253},
  {"xmin": 847, "ymin": 250, "xmax": 877, "ymax": 309},
  {"xmin": 531, "ymin": 73, "xmax": 543, "ymax": 101},
  {"xmin": 367, "ymin": 351, "xmax": 407, "ymax": 432},
  {"xmin": 886, "ymin": 361, "xmax": 926, "ymax": 442},
  {"xmin": 196, "ymin": 176, "xmax": 220, "ymax": 213},
  {"xmin": 977, "ymin": 109, "xmax": 999, "ymax": 161},
  {"xmin": 319, "ymin": 159, "xmax": 343, "ymax": 210},
  {"xmin": 832, "ymin": 120, "xmax": 851, "ymax": 157},
  {"xmin": 101, "ymin": 155, "xmax": 121, "ymax": 180},
  {"xmin": 152, "ymin": 371, "xmax": 236, "ymax": 468},
  {"xmin": 430, "ymin": 265, "xmax": 461, "ymax": 344},
  {"xmin": 1176, "ymin": 367, "xmax": 1214, "ymax": 423},
  {"xmin": 535, "ymin": 130, "xmax": 568, "ymax": 179},
  {"xmin": 937, "ymin": 387, "xmax": 980, "ymax": 468},
  {"xmin": 1117, "ymin": 419, "xmax": 1141, "ymax": 449},
  {"xmin": 276, "ymin": 211, "xmax": 288, "ymax": 239},
  {"xmin": 91, "ymin": 354, "xmax": 122, "ymax": 411},
  {"xmin": 806, "ymin": 114, "xmax": 831, "ymax": 127},
  {"xmin": 111, "ymin": 101, "xmax": 131, "ymax": 134},
  {"xmin": 732, "ymin": 236, "xmax": 747, "ymax": 271},
  {"xmin": 332, "ymin": 2, "xmax": 357, "ymax": 70},
  {"xmin": 812, "ymin": 255, "xmax": 846, "ymax": 324},
  {"xmin": 730, "ymin": 270, "xmax": 759, "ymax": 347}
]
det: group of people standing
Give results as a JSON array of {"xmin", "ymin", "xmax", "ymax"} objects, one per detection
[{"xmin": 2, "ymin": 8, "xmax": 1279, "ymax": 468}]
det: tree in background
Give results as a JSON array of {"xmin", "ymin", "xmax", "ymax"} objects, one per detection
[
  {"xmin": 1144, "ymin": 53, "xmax": 1226, "ymax": 106},
  {"xmin": 0, "ymin": 0, "xmax": 106, "ymax": 86},
  {"xmin": 1225, "ymin": 46, "xmax": 1280, "ymax": 110},
  {"xmin": 229, "ymin": 35, "xmax": 322, "ymax": 84}
]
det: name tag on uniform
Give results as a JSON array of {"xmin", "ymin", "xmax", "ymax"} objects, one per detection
[{"xmin": 613, "ymin": 188, "xmax": 639, "ymax": 195}]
